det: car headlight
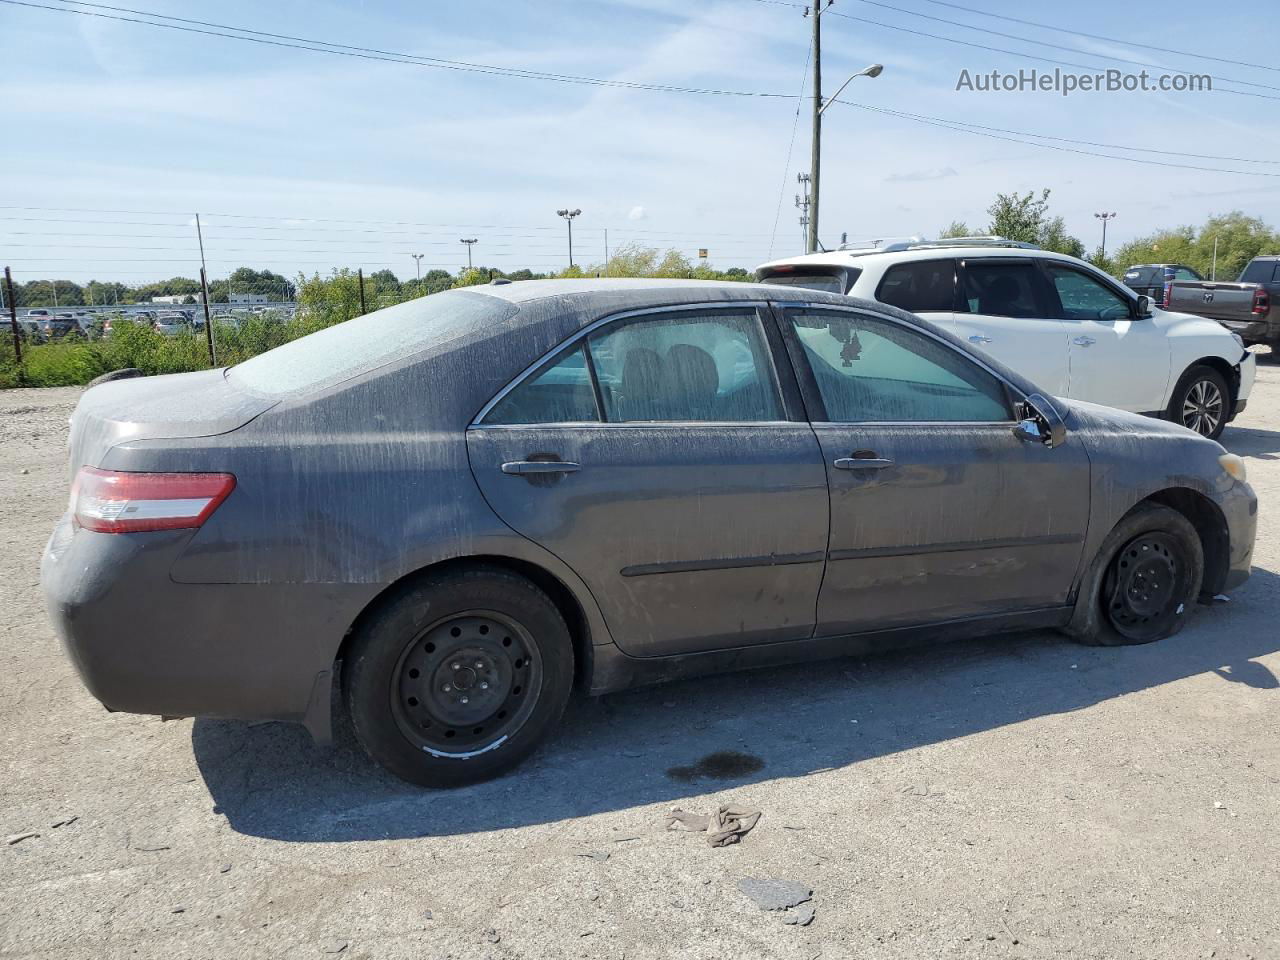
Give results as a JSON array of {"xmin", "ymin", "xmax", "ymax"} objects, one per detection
[
  {"xmin": 1219, "ymin": 453, "xmax": 1247, "ymax": 484},
  {"xmin": 1230, "ymin": 332, "xmax": 1245, "ymax": 350}
]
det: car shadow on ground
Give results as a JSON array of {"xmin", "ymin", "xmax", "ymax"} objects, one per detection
[
  {"xmin": 194, "ymin": 567, "xmax": 1280, "ymax": 843},
  {"xmin": 1224, "ymin": 425, "xmax": 1280, "ymax": 460}
]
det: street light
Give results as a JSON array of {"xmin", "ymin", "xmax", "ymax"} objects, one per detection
[
  {"xmin": 557, "ymin": 208, "xmax": 581, "ymax": 269},
  {"xmin": 810, "ymin": 63, "xmax": 883, "ymax": 254},
  {"xmin": 1094, "ymin": 212, "xmax": 1117, "ymax": 259},
  {"xmin": 460, "ymin": 238, "xmax": 478, "ymax": 271},
  {"xmin": 410, "ymin": 253, "xmax": 424, "ymax": 283},
  {"xmin": 817, "ymin": 63, "xmax": 884, "ymax": 116}
]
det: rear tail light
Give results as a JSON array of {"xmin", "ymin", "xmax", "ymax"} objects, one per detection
[
  {"xmin": 1162, "ymin": 281, "xmax": 1173, "ymax": 308},
  {"xmin": 1253, "ymin": 286, "xmax": 1269, "ymax": 316},
  {"xmin": 71, "ymin": 467, "xmax": 236, "ymax": 534}
]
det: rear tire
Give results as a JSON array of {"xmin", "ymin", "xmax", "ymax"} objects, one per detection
[
  {"xmin": 342, "ymin": 566, "xmax": 574, "ymax": 787},
  {"xmin": 1065, "ymin": 504, "xmax": 1203, "ymax": 647},
  {"xmin": 1167, "ymin": 364, "xmax": 1230, "ymax": 440}
]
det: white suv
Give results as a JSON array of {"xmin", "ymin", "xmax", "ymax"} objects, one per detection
[{"xmin": 757, "ymin": 238, "xmax": 1255, "ymax": 440}]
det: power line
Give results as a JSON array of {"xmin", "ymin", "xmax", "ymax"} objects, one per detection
[
  {"xmin": 834, "ymin": 98, "xmax": 1280, "ymax": 178},
  {"xmin": 768, "ymin": 40, "xmax": 812, "ymax": 260},
  {"xmin": 4, "ymin": 0, "xmax": 791, "ymax": 99},
  {"xmin": 917, "ymin": 0, "xmax": 1280, "ymax": 76},
  {"xmin": 847, "ymin": 0, "xmax": 1280, "ymax": 94},
  {"xmin": 826, "ymin": 9, "xmax": 1280, "ymax": 103}
]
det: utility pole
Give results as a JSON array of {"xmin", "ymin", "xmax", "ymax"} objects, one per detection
[
  {"xmin": 796, "ymin": 173, "xmax": 812, "ymax": 252},
  {"xmin": 604, "ymin": 228, "xmax": 609, "ymax": 274},
  {"xmin": 557, "ymin": 209, "xmax": 581, "ymax": 270},
  {"xmin": 5, "ymin": 267, "xmax": 21, "ymax": 368},
  {"xmin": 358, "ymin": 268, "xmax": 367, "ymax": 315},
  {"xmin": 807, "ymin": 0, "xmax": 827, "ymax": 254},
  {"xmin": 1094, "ymin": 211, "xmax": 1117, "ymax": 259},
  {"xmin": 194, "ymin": 214, "xmax": 215, "ymax": 364},
  {"xmin": 460, "ymin": 238, "xmax": 477, "ymax": 271}
]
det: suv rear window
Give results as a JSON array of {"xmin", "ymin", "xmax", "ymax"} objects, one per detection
[
  {"xmin": 757, "ymin": 268, "xmax": 856, "ymax": 294},
  {"xmin": 875, "ymin": 260, "xmax": 957, "ymax": 312}
]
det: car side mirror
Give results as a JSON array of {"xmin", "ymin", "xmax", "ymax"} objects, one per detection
[
  {"xmin": 1013, "ymin": 393, "xmax": 1067, "ymax": 448},
  {"xmin": 1135, "ymin": 294, "xmax": 1153, "ymax": 318}
]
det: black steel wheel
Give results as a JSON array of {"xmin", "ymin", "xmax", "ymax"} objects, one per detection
[
  {"xmin": 1168, "ymin": 365, "xmax": 1230, "ymax": 440},
  {"xmin": 1101, "ymin": 532, "xmax": 1190, "ymax": 642},
  {"xmin": 343, "ymin": 566, "xmax": 574, "ymax": 787},
  {"xmin": 1065, "ymin": 503, "xmax": 1204, "ymax": 647},
  {"xmin": 391, "ymin": 611, "xmax": 542, "ymax": 759}
]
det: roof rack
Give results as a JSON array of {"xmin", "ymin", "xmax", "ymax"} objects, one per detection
[
  {"xmin": 905, "ymin": 235, "xmax": 1041, "ymax": 251},
  {"xmin": 836, "ymin": 236, "xmax": 925, "ymax": 254}
]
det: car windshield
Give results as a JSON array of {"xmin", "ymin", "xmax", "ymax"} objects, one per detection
[
  {"xmin": 227, "ymin": 288, "xmax": 516, "ymax": 396},
  {"xmin": 758, "ymin": 270, "xmax": 851, "ymax": 294}
]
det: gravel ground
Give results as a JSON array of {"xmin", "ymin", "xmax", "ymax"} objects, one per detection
[{"xmin": 2, "ymin": 364, "xmax": 1279, "ymax": 960}]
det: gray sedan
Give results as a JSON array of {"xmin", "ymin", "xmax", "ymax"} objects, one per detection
[{"xmin": 42, "ymin": 280, "xmax": 1257, "ymax": 786}]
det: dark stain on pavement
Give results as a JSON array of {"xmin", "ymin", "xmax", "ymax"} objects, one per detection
[{"xmin": 666, "ymin": 750, "xmax": 765, "ymax": 782}]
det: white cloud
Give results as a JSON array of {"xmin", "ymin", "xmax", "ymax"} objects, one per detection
[{"xmin": 628, "ymin": 206, "xmax": 647, "ymax": 220}]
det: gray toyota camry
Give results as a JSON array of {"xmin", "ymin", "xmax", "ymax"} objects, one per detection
[{"xmin": 42, "ymin": 279, "xmax": 1257, "ymax": 787}]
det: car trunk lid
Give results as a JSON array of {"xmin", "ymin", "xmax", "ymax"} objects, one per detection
[{"xmin": 68, "ymin": 369, "xmax": 277, "ymax": 476}]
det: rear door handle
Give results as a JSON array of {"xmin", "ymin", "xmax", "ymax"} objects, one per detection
[
  {"xmin": 1073, "ymin": 336, "xmax": 1097, "ymax": 346},
  {"xmin": 833, "ymin": 457, "xmax": 895, "ymax": 470},
  {"xmin": 968, "ymin": 334, "xmax": 993, "ymax": 344},
  {"xmin": 501, "ymin": 460, "xmax": 581, "ymax": 475}
]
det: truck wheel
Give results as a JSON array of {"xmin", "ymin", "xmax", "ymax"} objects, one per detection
[
  {"xmin": 342, "ymin": 566, "xmax": 574, "ymax": 787},
  {"xmin": 1167, "ymin": 364, "xmax": 1230, "ymax": 440},
  {"xmin": 1065, "ymin": 503, "xmax": 1203, "ymax": 647}
]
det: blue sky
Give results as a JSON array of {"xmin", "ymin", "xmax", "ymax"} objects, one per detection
[{"xmin": 1, "ymin": 0, "xmax": 1278, "ymax": 284}]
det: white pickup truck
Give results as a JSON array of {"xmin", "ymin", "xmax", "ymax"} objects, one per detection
[{"xmin": 757, "ymin": 238, "xmax": 1255, "ymax": 440}]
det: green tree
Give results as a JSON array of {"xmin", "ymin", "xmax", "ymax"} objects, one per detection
[
  {"xmin": 938, "ymin": 220, "xmax": 973, "ymax": 239},
  {"xmin": 984, "ymin": 188, "xmax": 1085, "ymax": 255}
]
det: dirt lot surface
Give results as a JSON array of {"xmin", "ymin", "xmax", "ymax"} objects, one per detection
[{"xmin": 2, "ymin": 364, "xmax": 1279, "ymax": 960}]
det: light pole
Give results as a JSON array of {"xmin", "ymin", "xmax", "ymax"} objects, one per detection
[
  {"xmin": 557, "ymin": 208, "xmax": 581, "ymax": 269},
  {"xmin": 810, "ymin": 59, "xmax": 883, "ymax": 253},
  {"xmin": 410, "ymin": 253, "xmax": 424, "ymax": 283},
  {"xmin": 460, "ymin": 238, "xmax": 478, "ymax": 271},
  {"xmin": 1094, "ymin": 212, "xmax": 1117, "ymax": 259}
]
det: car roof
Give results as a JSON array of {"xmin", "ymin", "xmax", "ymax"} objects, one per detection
[
  {"xmin": 458, "ymin": 277, "xmax": 857, "ymax": 311},
  {"xmin": 757, "ymin": 246, "xmax": 1091, "ymax": 272}
]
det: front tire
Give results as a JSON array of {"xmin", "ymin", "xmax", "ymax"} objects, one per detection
[
  {"xmin": 342, "ymin": 566, "xmax": 574, "ymax": 787},
  {"xmin": 1066, "ymin": 504, "xmax": 1204, "ymax": 647},
  {"xmin": 1167, "ymin": 364, "xmax": 1230, "ymax": 440}
]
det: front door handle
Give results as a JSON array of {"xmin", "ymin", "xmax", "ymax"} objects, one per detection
[
  {"xmin": 501, "ymin": 460, "xmax": 581, "ymax": 475},
  {"xmin": 833, "ymin": 457, "xmax": 895, "ymax": 470},
  {"xmin": 1073, "ymin": 336, "xmax": 1097, "ymax": 346},
  {"xmin": 968, "ymin": 334, "xmax": 993, "ymax": 344}
]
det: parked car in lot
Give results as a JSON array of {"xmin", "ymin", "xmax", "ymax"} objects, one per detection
[
  {"xmin": 42, "ymin": 280, "xmax": 1256, "ymax": 787},
  {"xmin": 1164, "ymin": 256, "xmax": 1280, "ymax": 355},
  {"xmin": 757, "ymin": 239, "xmax": 1255, "ymax": 440},
  {"xmin": 1121, "ymin": 263, "xmax": 1203, "ymax": 304},
  {"xmin": 153, "ymin": 312, "xmax": 193, "ymax": 336},
  {"xmin": 38, "ymin": 314, "xmax": 81, "ymax": 340}
]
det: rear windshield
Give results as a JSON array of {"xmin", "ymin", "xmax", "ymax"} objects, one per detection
[
  {"xmin": 228, "ymin": 289, "xmax": 516, "ymax": 396},
  {"xmin": 757, "ymin": 268, "xmax": 856, "ymax": 294},
  {"xmin": 1240, "ymin": 260, "xmax": 1279, "ymax": 284}
]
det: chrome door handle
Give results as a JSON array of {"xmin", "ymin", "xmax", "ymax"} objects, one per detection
[
  {"xmin": 833, "ymin": 457, "xmax": 895, "ymax": 470},
  {"xmin": 968, "ymin": 334, "xmax": 993, "ymax": 344},
  {"xmin": 1073, "ymin": 336, "xmax": 1096, "ymax": 346},
  {"xmin": 501, "ymin": 460, "xmax": 581, "ymax": 475}
]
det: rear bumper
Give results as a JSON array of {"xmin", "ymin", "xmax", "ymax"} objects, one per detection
[
  {"xmin": 41, "ymin": 515, "xmax": 374, "ymax": 734},
  {"xmin": 1221, "ymin": 318, "xmax": 1277, "ymax": 345}
]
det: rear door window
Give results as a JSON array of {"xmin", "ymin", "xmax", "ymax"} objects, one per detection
[
  {"xmin": 587, "ymin": 309, "xmax": 782, "ymax": 422},
  {"xmin": 483, "ymin": 345, "xmax": 598, "ymax": 425},
  {"xmin": 874, "ymin": 260, "xmax": 957, "ymax": 313},
  {"xmin": 960, "ymin": 261, "xmax": 1048, "ymax": 318}
]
